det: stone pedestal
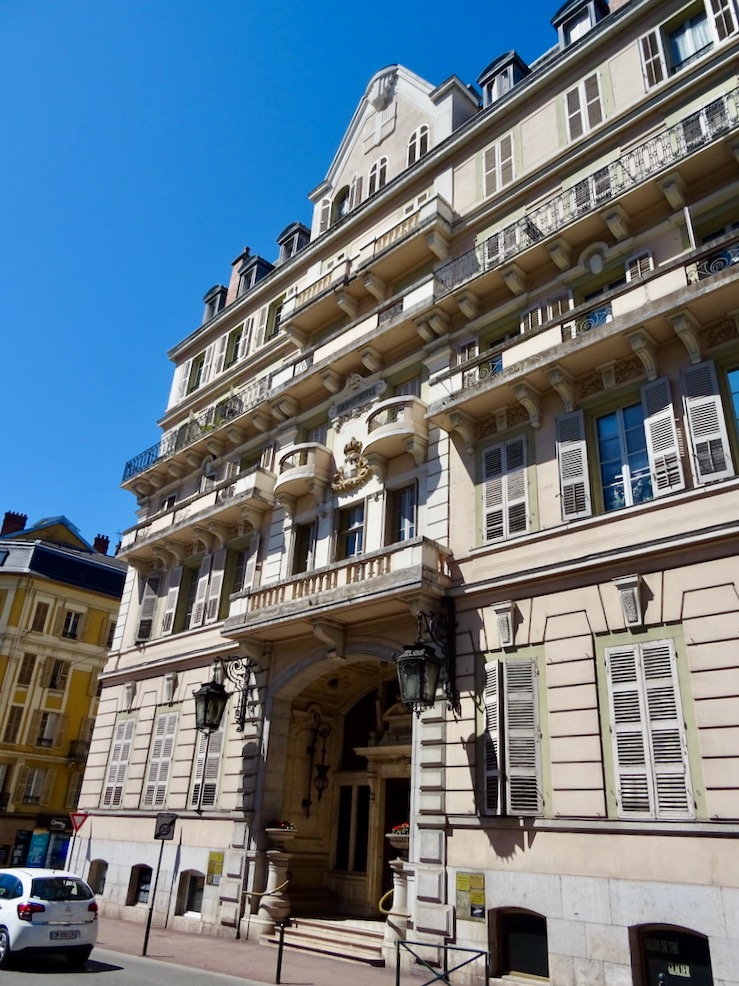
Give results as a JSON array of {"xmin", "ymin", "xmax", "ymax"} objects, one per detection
[
  {"xmin": 383, "ymin": 858, "xmax": 410, "ymax": 965},
  {"xmin": 253, "ymin": 849, "xmax": 292, "ymax": 936}
]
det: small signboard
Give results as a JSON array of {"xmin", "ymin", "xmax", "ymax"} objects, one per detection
[
  {"xmin": 154, "ymin": 813, "xmax": 177, "ymax": 841},
  {"xmin": 207, "ymin": 851, "xmax": 224, "ymax": 886},
  {"xmin": 456, "ymin": 871, "xmax": 486, "ymax": 922}
]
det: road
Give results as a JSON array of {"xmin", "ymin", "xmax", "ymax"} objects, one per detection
[{"xmin": 0, "ymin": 948, "xmax": 262, "ymax": 985}]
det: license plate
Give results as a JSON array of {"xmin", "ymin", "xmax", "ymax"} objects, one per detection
[{"xmin": 50, "ymin": 930, "xmax": 80, "ymax": 940}]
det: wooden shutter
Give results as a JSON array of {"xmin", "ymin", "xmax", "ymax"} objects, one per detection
[
  {"xmin": 556, "ymin": 411, "xmax": 592, "ymax": 519},
  {"xmin": 52, "ymin": 713, "xmax": 69, "ymax": 750},
  {"xmin": 201, "ymin": 343, "xmax": 215, "ymax": 386},
  {"xmin": 103, "ymin": 718, "xmax": 135, "ymax": 807},
  {"xmin": 205, "ymin": 548, "xmax": 227, "ymax": 623},
  {"xmin": 191, "ymin": 729, "xmax": 223, "ymax": 808},
  {"xmin": 143, "ymin": 711, "xmax": 178, "ymax": 808},
  {"xmin": 483, "ymin": 437, "xmax": 528, "ymax": 542},
  {"xmin": 243, "ymin": 534, "xmax": 261, "ymax": 590},
  {"xmin": 52, "ymin": 607, "xmax": 66, "ymax": 637},
  {"xmin": 190, "ymin": 557, "xmax": 212, "ymax": 628},
  {"xmin": 66, "ymin": 772, "xmax": 84, "ymax": 810},
  {"xmin": 319, "ymin": 198, "xmax": 331, "ymax": 234},
  {"xmin": 641, "ymin": 377, "xmax": 685, "ymax": 496},
  {"xmin": 682, "ymin": 361, "xmax": 734, "ymax": 483},
  {"xmin": 26, "ymin": 709, "xmax": 43, "ymax": 746},
  {"xmin": 176, "ymin": 360, "xmax": 192, "ymax": 401},
  {"xmin": 136, "ymin": 575, "xmax": 161, "ymax": 641},
  {"xmin": 639, "ymin": 30, "xmax": 666, "ymax": 88},
  {"xmin": 504, "ymin": 659, "xmax": 541, "ymax": 815},
  {"xmin": 606, "ymin": 644, "xmax": 653, "ymax": 816},
  {"xmin": 213, "ymin": 335, "xmax": 228, "ymax": 376},
  {"xmin": 13, "ymin": 766, "xmax": 28, "ymax": 803},
  {"xmin": 160, "ymin": 567, "xmax": 182, "ymax": 634},
  {"xmin": 566, "ymin": 85, "xmax": 584, "ymax": 140},
  {"xmin": 40, "ymin": 769, "xmax": 56, "ymax": 807},
  {"xmin": 584, "ymin": 74, "xmax": 603, "ymax": 129},
  {"xmin": 483, "ymin": 662, "xmax": 501, "ymax": 814},
  {"xmin": 709, "ymin": 0, "xmax": 738, "ymax": 40}
]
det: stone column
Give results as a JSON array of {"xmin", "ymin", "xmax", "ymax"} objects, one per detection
[
  {"xmin": 383, "ymin": 859, "xmax": 410, "ymax": 966},
  {"xmin": 251, "ymin": 849, "xmax": 292, "ymax": 937}
]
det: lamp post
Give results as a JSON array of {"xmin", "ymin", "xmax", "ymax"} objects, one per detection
[{"xmin": 394, "ymin": 602, "xmax": 457, "ymax": 716}]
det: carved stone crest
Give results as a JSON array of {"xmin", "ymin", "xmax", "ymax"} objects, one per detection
[{"xmin": 331, "ymin": 437, "xmax": 371, "ymax": 492}]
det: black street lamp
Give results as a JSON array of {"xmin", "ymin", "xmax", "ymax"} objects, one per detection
[
  {"xmin": 394, "ymin": 602, "xmax": 457, "ymax": 716},
  {"xmin": 193, "ymin": 675, "xmax": 231, "ymax": 734}
]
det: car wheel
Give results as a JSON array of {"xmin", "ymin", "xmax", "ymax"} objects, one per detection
[
  {"xmin": 65, "ymin": 945, "xmax": 93, "ymax": 967},
  {"xmin": 0, "ymin": 927, "xmax": 11, "ymax": 969}
]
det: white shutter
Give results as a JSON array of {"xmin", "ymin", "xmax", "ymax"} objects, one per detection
[
  {"xmin": 213, "ymin": 335, "xmax": 228, "ymax": 376},
  {"xmin": 190, "ymin": 557, "xmax": 212, "ymax": 628},
  {"xmin": 584, "ymin": 74, "xmax": 603, "ymax": 129},
  {"xmin": 709, "ymin": 0, "xmax": 738, "ymax": 40},
  {"xmin": 176, "ymin": 360, "xmax": 192, "ymax": 401},
  {"xmin": 483, "ymin": 662, "xmax": 501, "ymax": 814},
  {"xmin": 243, "ymin": 533, "xmax": 261, "ymax": 590},
  {"xmin": 566, "ymin": 85, "xmax": 583, "ymax": 140},
  {"xmin": 205, "ymin": 548, "xmax": 227, "ymax": 623},
  {"xmin": 191, "ymin": 729, "xmax": 223, "ymax": 808},
  {"xmin": 682, "ymin": 361, "xmax": 734, "ymax": 483},
  {"xmin": 319, "ymin": 198, "xmax": 330, "ymax": 234},
  {"xmin": 641, "ymin": 377, "xmax": 685, "ymax": 496},
  {"xmin": 626, "ymin": 252, "xmax": 654, "ymax": 281},
  {"xmin": 143, "ymin": 711, "xmax": 178, "ymax": 808},
  {"xmin": 160, "ymin": 567, "xmax": 182, "ymax": 634},
  {"xmin": 639, "ymin": 30, "xmax": 666, "ymax": 88},
  {"xmin": 256, "ymin": 306, "xmax": 268, "ymax": 347},
  {"xmin": 504, "ymin": 659, "xmax": 541, "ymax": 815},
  {"xmin": 483, "ymin": 437, "xmax": 528, "ymax": 542},
  {"xmin": 241, "ymin": 316, "xmax": 254, "ymax": 359},
  {"xmin": 556, "ymin": 411, "xmax": 592, "ymax": 519},
  {"xmin": 606, "ymin": 644, "xmax": 653, "ymax": 816},
  {"xmin": 103, "ymin": 718, "xmax": 135, "ymax": 807},
  {"xmin": 136, "ymin": 575, "xmax": 161, "ymax": 641}
]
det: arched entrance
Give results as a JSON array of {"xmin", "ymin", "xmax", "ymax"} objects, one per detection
[{"xmin": 265, "ymin": 656, "xmax": 411, "ymax": 919}]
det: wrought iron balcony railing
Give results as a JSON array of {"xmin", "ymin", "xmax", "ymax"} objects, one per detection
[
  {"xmin": 687, "ymin": 239, "xmax": 739, "ymax": 282},
  {"xmin": 434, "ymin": 88, "xmax": 739, "ymax": 299},
  {"xmin": 123, "ymin": 376, "xmax": 271, "ymax": 482}
]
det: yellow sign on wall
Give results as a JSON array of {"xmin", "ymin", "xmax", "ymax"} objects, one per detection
[
  {"xmin": 456, "ymin": 872, "xmax": 486, "ymax": 922},
  {"xmin": 207, "ymin": 851, "xmax": 224, "ymax": 886}
]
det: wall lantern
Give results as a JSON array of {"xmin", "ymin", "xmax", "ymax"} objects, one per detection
[
  {"xmin": 394, "ymin": 601, "xmax": 457, "ymax": 716},
  {"xmin": 194, "ymin": 655, "xmax": 259, "ymax": 735},
  {"xmin": 193, "ymin": 675, "xmax": 231, "ymax": 735}
]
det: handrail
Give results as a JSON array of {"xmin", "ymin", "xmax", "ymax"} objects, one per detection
[{"xmin": 378, "ymin": 887, "xmax": 394, "ymax": 915}]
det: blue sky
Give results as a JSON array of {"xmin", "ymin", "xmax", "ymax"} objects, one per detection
[{"xmin": 0, "ymin": 0, "xmax": 558, "ymax": 550}]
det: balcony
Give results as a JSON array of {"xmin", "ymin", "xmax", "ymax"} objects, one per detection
[
  {"xmin": 363, "ymin": 397, "xmax": 429, "ymax": 466},
  {"xmin": 356, "ymin": 194, "xmax": 453, "ymax": 285},
  {"xmin": 119, "ymin": 465, "xmax": 276, "ymax": 563},
  {"xmin": 280, "ymin": 259, "xmax": 354, "ymax": 339},
  {"xmin": 433, "ymin": 89, "xmax": 739, "ymax": 303},
  {"xmin": 273, "ymin": 443, "xmax": 334, "ymax": 506},
  {"xmin": 122, "ymin": 377, "xmax": 271, "ymax": 487},
  {"xmin": 224, "ymin": 536, "xmax": 453, "ymax": 642},
  {"xmin": 68, "ymin": 739, "xmax": 90, "ymax": 762}
]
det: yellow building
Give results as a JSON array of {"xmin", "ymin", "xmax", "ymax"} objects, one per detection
[{"xmin": 0, "ymin": 512, "xmax": 125, "ymax": 867}]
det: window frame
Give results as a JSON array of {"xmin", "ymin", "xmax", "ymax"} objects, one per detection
[
  {"xmin": 481, "ymin": 434, "xmax": 529, "ymax": 544},
  {"xmin": 482, "ymin": 133, "xmax": 514, "ymax": 199},
  {"xmin": 386, "ymin": 484, "xmax": 417, "ymax": 545},
  {"xmin": 368, "ymin": 156, "xmax": 388, "ymax": 196},
  {"xmin": 565, "ymin": 72, "xmax": 603, "ymax": 141},
  {"xmin": 142, "ymin": 710, "xmax": 179, "ymax": 809},
  {"xmin": 337, "ymin": 502, "xmax": 365, "ymax": 560},
  {"xmin": 102, "ymin": 716, "xmax": 136, "ymax": 808}
]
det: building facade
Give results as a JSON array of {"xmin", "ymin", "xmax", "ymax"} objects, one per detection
[
  {"xmin": 0, "ymin": 512, "xmax": 125, "ymax": 868},
  {"xmin": 78, "ymin": 1, "xmax": 739, "ymax": 983}
]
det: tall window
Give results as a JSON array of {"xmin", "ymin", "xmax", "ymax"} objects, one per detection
[
  {"xmin": 483, "ymin": 134, "xmax": 514, "ymax": 198},
  {"xmin": 190, "ymin": 728, "xmax": 223, "ymax": 809},
  {"xmin": 482, "ymin": 436, "xmax": 529, "ymax": 543},
  {"xmin": 61, "ymin": 610, "xmax": 83, "ymax": 640},
  {"xmin": 386, "ymin": 486, "xmax": 416, "ymax": 544},
  {"xmin": 43, "ymin": 658, "xmax": 70, "ymax": 690},
  {"xmin": 368, "ymin": 156, "xmax": 388, "ymax": 196},
  {"xmin": 596, "ymin": 404, "xmax": 653, "ymax": 511},
  {"xmin": 639, "ymin": 1, "xmax": 738, "ymax": 89},
  {"xmin": 30, "ymin": 601, "xmax": 49, "ymax": 633},
  {"xmin": 17, "ymin": 653, "xmax": 36, "ymax": 687},
  {"xmin": 143, "ymin": 711, "xmax": 178, "ymax": 809},
  {"xmin": 604, "ymin": 639, "xmax": 693, "ymax": 819},
  {"xmin": 497, "ymin": 911, "xmax": 549, "ymax": 979},
  {"xmin": 337, "ymin": 504, "xmax": 365, "ymax": 559},
  {"xmin": 668, "ymin": 9, "xmax": 712, "ymax": 70},
  {"xmin": 103, "ymin": 717, "xmax": 136, "ymax": 808},
  {"xmin": 136, "ymin": 575, "xmax": 161, "ymax": 641},
  {"xmin": 17, "ymin": 767, "xmax": 54, "ymax": 806},
  {"xmin": 565, "ymin": 73, "xmax": 603, "ymax": 140},
  {"xmin": 3, "ymin": 706, "xmax": 23, "ymax": 744},
  {"xmin": 292, "ymin": 521, "xmax": 317, "ymax": 575},
  {"xmin": 407, "ymin": 125, "xmax": 429, "ymax": 166}
]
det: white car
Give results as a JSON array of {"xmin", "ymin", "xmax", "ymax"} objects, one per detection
[{"xmin": 0, "ymin": 868, "xmax": 98, "ymax": 968}]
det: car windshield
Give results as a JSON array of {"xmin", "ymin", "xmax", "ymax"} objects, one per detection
[{"xmin": 30, "ymin": 877, "xmax": 93, "ymax": 902}]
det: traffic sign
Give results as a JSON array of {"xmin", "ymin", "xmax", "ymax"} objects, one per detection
[{"xmin": 70, "ymin": 812, "xmax": 89, "ymax": 833}]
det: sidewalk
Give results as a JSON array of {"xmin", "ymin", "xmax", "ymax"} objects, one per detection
[{"xmin": 97, "ymin": 915, "xmax": 403, "ymax": 986}]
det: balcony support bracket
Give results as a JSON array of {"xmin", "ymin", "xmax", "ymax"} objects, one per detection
[
  {"xmin": 514, "ymin": 382, "xmax": 541, "ymax": 429},
  {"xmin": 627, "ymin": 329, "xmax": 658, "ymax": 381},
  {"xmin": 547, "ymin": 366, "xmax": 575, "ymax": 413},
  {"xmin": 312, "ymin": 619, "xmax": 346, "ymax": 660},
  {"xmin": 669, "ymin": 311, "xmax": 702, "ymax": 364}
]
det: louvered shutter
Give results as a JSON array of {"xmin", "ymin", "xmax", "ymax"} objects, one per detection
[
  {"xmin": 639, "ymin": 30, "xmax": 666, "ymax": 88},
  {"xmin": 256, "ymin": 306, "xmax": 268, "ymax": 346},
  {"xmin": 241, "ymin": 316, "xmax": 254, "ymax": 358},
  {"xmin": 52, "ymin": 713, "xmax": 69, "ymax": 750},
  {"xmin": 243, "ymin": 533, "xmax": 261, "ymax": 590},
  {"xmin": 40, "ymin": 656, "xmax": 54, "ymax": 688},
  {"xmin": 205, "ymin": 548, "xmax": 227, "ymax": 623},
  {"xmin": 214, "ymin": 335, "xmax": 228, "ymax": 376},
  {"xmin": 201, "ymin": 343, "xmax": 215, "ymax": 386},
  {"xmin": 52, "ymin": 608, "xmax": 66, "ymax": 637},
  {"xmin": 136, "ymin": 575, "xmax": 161, "ymax": 641},
  {"xmin": 626, "ymin": 253, "xmax": 653, "ymax": 281},
  {"xmin": 160, "ymin": 567, "xmax": 182, "ymax": 634},
  {"xmin": 606, "ymin": 644, "xmax": 653, "ymax": 816},
  {"xmin": 319, "ymin": 198, "xmax": 330, "ymax": 234},
  {"xmin": 505, "ymin": 659, "xmax": 541, "ymax": 815},
  {"xmin": 190, "ymin": 557, "xmax": 212, "ymax": 628},
  {"xmin": 641, "ymin": 641, "xmax": 693, "ymax": 818},
  {"xmin": 13, "ymin": 766, "xmax": 28, "ymax": 803},
  {"xmin": 26, "ymin": 709, "xmax": 43, "ymax": 745},
  {"xmin": 66, "ymin": 772, "xmax": 83, "ymax": 810},
  {"xmin": 566, "ymin": 86, "xmax": 584, "ymax": 140},
  {"xmin": 98, "ymin": 618, "xmax": 112, "ymax": 647},
  {"xmin": 103, "ymin": 718, "xmax": 135, "ymax": 807},
  {"xmin": 505, "ymin": 437, "xmax": 528, "ymax": 536},
  {"xmin": 176, "ymin": 360, "xmax": 192, "ymax": 401},
  {"xmin": 641, "ymin": 377, "xmax": 685, "ymax": 496},
  {"xmin": 40, "ymin": 769, "xmax": 56, "ymax": 807},
  {"xmin": 191, "ymin": 729, "xmax": 223, "ymax": 808},
  {"xmin": 709, "ymin": 0, "xmax": 738, "ymax": 40},
  {"xmin": 143, "ymin": 711, "xmax": 178, "ymax": 808},
  {"xmin": 499, "ymin": 134, "xmax": 514, "ymax": 187},
  {"xmin": 682, "ymin": 362, "xmax": 734, "ymax": 483},
  {"xmin": 556, "ymin": 411, "xmax": 592, "ymax": 519},
  {"xmin": 483, "ymin": 438, "xmax": 528, "ymax": 542},
  {"xmin": 483, "ymin": 662, "xmax": 502, "ymax": 814},
  {"xmin": 584, "ymin": 74, "xmax": 603, "ymax": 129},
  {"xmin": 484, "ymin": 444, "xmax": 506, "ymax": 541}
]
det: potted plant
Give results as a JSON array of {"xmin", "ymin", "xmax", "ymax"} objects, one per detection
[
  {"xmin": 385, "ymin": 822, "xmax": 410, "ymax": 852},
  {"xmin": 264, "ymin": 819, "xmax": 297, "ymax": 848}
]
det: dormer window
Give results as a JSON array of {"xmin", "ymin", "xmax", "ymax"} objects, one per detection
[
  {"xmin": 551, "ymin": 0, "xmax": 608, "ymax": 50},
  {"xmin": 276, "ymin": 222, "xmax": 310, "ymax": 264},
  {"xmin": 202, "ymin": 285, "xmax": 227, "ymax": 324},
  {"xmin": 407, "ymin": 126, "xmax": 429, "ymax": 166},
  {"xmin": 476, "ymin": 52, "xmax": 530, "ymax": 108}
]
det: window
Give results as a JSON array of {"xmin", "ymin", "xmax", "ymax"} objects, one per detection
[
  {"xmin": 669, "ymin": 9, "xmax": 712, "ymax": 70},
  {"xmin": 332, "ymin": 186, "xmax": 351, "ymax": 223},
  {"xmin": 337, "ymin": 504, "xmax": 365, "ymax": 559},
  {"xmin": 386, "ymin": 485, "xmax": 416, "ymax": 544},
  {"xmin": 265, "ymin": 297, "xmax": 284, "ymax": 341},
  {"xmin": 190, "ymin": 728, "xmax": 223, "ymax": 809},
  {"xmin": 103, "ymin": 717, "xmax": 136, "ymax": 807},
  {"xmin": 186, "ymin": 352, "xmax": 207, "ymax": 394},
  {"xmin": 292, "ymin": 521, "xmax": 317, "ymax": 575},
  {"xmin": 136, "ymin": 574, "xmax": 161, "ymax": 641},
  {"xmin": 177, "ymin": 871, "xmax": 205, "ymax": 915},
  {"xmin": 3, "ymin": 706, "xmax": 23, "ymax": 744},
  {"xmin": 229, "ymin": 535, "xmax": 260, "ymax": 596},
  {"xmin": 482, "ymin": 436, "xmax": 529, "ymax": 543},
  {"xmin": 16, "ymin": 766, "xmax": 55, "ymax": 806},
  {"xmin": 604, "ymin": 639, "xmax": 693, "ymax": 818},
  {"xmin": 565, "ymin": 6, "xmax": 591, "ymax": 43},
  {"xmin": 87, "ymin": 860, "xmax": 108, "ymax": 896},
  {"xmin": 597, "ymin": 404, "xmax": 653, "ymax": 511},
  {"xmin": 520, "ymin": 294, "xmax": 571, "ymax": 333},
  {"xmin": 143, "ymin": 711, "xmax": 178, "ymax": 808},
  {"xmin": 30, "ymin": 601, "xmax": 49, "ymax": 633},
  {"xmin": 61, "ymin": 610, "xmax": 84, "ymax": 640},
  {"xmin": 32, "ymin": 711, "xmax": 64, "ymax": 748},
  {"xmin": 17, "ymin": 653, "xmax": 35, "ymax": 687},
  {"xmin": 223, "ymin": 324, "xmax": 246, "ymax": 369},
  {"xmin": 483, "ymin": 658, "xmax": 542, "ymax": 815},
  {"xmin": 639, "ymin": 2, "xmax": 737, "ymax": 88},
  {"xmin": 407, "ymin": 125, "xmax": 429, "ymax": 166},
  {"xmin": 638, "ymin": 927, "xmax": 713, "ymax": 986},
  {"xmin": 105, "ymin": 619, "xmax": 116, "ymax": 649},
  {"xmin": 128, "ymin": 865, "xmax": 152, "ymax": 905},
  {"xmin": 497, "ymin": 910, "xmax": 549, "ymax": 979},
  {"xmin": 565, "ymin": 73, "xmax": 603, "ymax": 141},
  {"xmin": 43, "ymin": 658, "xmax": 70, "ymax": 690},
  {"xmin": 368, "ymin": 156, "xmax": 388, "ymax": 196},
  {"xmin": 394, "ymin": 374, "xmax": 422, "ymax": 398},
  {"xmin": 483, "ymin": 134, "xmax": 514, "ymax": 198}
]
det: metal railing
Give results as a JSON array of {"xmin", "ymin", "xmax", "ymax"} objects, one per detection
[
  {"xmin": 396, "ymin": 940, "xmax": 489, "ymax": 986},
  {"xmin": 434, "ymin": 88, "xmax": 739, "ymax": 299},
  {"xmin": 687, "ymin": 239, "xmax": 739, "ymax": 282},
  {"xmin": 562, "ymin": 301, "xmax": 613, "ymax": 339}
]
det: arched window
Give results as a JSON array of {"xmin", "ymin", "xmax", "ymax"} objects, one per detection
[
  {"xmin": 126, "ymin": 864, "xmax": 152, "ymax": 906},
  {"xmin": 407, "ymin": 125, "xmax": 429, "ymax": 166},
  {"xmin": 635, "ymin": 925, "xmax": 713, "ymax": 986},
  {"xmin": 331, "ymin": 186, "xmax": 351, "ymax": 225},
  {"xmin": 368, "ymin": 157, "xmax": 388, "ymax": 196},
  {"xmin": 493, "ymin": 909, "xmax": 549, "ymax": 979},
  {"xmin": 87, "ymin": 859, "xmax": 108, "ymax": 896},
  {"xmin": 176, "ymin": 870, "xmax": 205, "ymax": 916}
]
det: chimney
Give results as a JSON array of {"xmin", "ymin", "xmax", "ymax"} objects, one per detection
[
  {"xmin": 93, "ymin": 534, "xmax": 110, "ymax": 555},
  {"xmin": 1, "ymin": 511, "xmax": 27, "ymax": 536}
]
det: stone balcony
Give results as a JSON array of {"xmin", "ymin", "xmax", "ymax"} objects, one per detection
[
  {"xmin": 273, "ymin": 443, "xmax": 334, "ymax": 508},
  {"xmin": 118, "ymin": 465, "xmax": 275, "ymax": 566},
  {"xmin": 224, "ymin": 536, "xmax": 453, "ymax": 643},
  {"xmin": 363, "ymin": 397, "xmax": 429, "ymax": 469}
]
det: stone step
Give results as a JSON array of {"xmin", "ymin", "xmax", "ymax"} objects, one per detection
[{"xmin": 264, "ymin": 917, "xmax": 386, "ymax": 967}]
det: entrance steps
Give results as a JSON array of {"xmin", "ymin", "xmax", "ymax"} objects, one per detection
[{"xmin": 264, "ymin": 917, "xmax": 386, "ymax": 966}]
